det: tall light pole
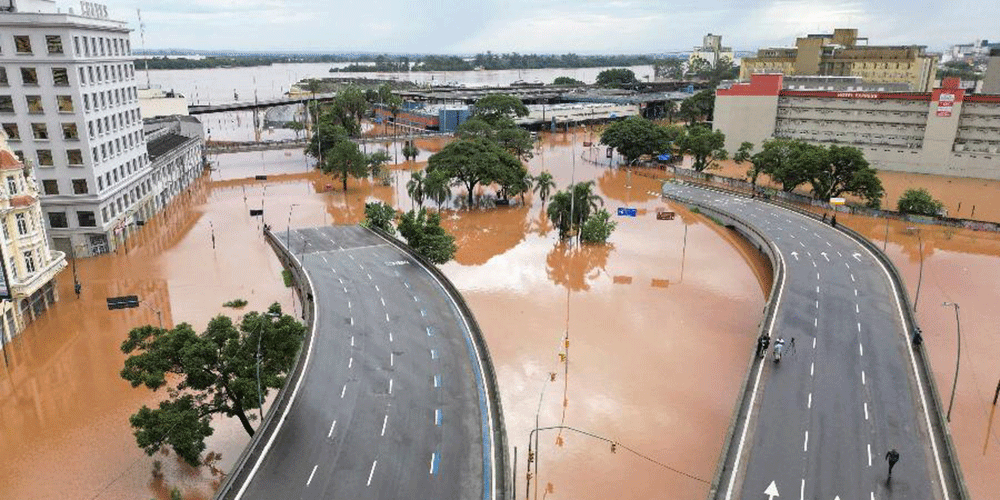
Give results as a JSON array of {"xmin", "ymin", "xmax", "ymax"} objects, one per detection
[
  {"xmin": 908, "ymin": 226, "xmax": 924, "ymax": 311},
  {"xmin": 942, "ymin": 302, "xmax": 962, "ymax": 422},
  {"xmin": 287, "ymin": 204, "xmax": 299, "ymax": 245}
]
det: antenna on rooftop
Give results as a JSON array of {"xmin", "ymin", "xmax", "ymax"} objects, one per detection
[{"xmin": 137, "ymin": 9, "xmax": 151, "ymax": 89}]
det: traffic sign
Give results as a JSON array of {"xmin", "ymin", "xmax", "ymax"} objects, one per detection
[
  {"xmin": 656, "ymin": 211, "xmax": 675, "ymax": 220},
  {"xmin": 616, "ymin": 207, "xmax": 637, "ymax": 217},
  {"xmin": 250, "ymin": 209, "xmax": 264, "ymax": 217}
]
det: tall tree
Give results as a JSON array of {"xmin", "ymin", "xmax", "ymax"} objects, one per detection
[
  {"xmin": 600, "ymin": 116, "xmax": 681, "ymax": 164},
  {"xmin": 427, "ymin": 138, "xmax": 519, "ymax": 206},
  {"xmin": 675, "ymin": 125, "xmax": 728, "ymax": 172},
  {"xmin": 678, "ymin": 90, "xmax": 715, "ymax": 123},
  {"xmin": 424, "ymin": 169, "xmax": 453, "ymax": 211},
  {"xmin": 653, "ymin": 58, "xmax": 684, "ymax": 80},
  {"xmin": 807, "ymin": 145, "xmax": 884, "ymax": 207},
  {"xmin": 471, "ymin": 94, "xmax": 529, "ymax": 126},
  {"xmin": 120, "ymin": 305, "xmax": 305, "ymax": 466},
  {"xmin": 533, "ymin": 171, "xmax": 556, "ymax": 206},
  {"xmin": 407, "ymin": 171, "xmax": 425, "ymax": 210},
  {"xmin": 322, "ymin": 140, "xmax": 370, "ymax": 191},
  {"xmin": 897, "ymin": 188, "xmax": 943, "ymax": 216},
  {"xmin": 363, "ymin": 201, "xmax": 397, "ymax": 234},
  {"xmin": 750, "ymin": 138, "xmax": 812, "ymax": 192}
]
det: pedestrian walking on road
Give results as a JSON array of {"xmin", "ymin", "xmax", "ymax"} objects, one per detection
[
  {"xmin": 831, "ymin": 214, "xmax": 838, "ymax": 228},
  {"xmin": 756, "ymin": 334, "xmax": 770, "ymax": 358},
  {"xmin": 822, "ymin": 213, "xmax": 828, "ymax": 222},
  {"xmin": 885, "ymin": 449, "xmax": 900, "ymax": 480}
]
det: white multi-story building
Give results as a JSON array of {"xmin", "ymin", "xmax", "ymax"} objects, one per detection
[
  {"xmin": 1, "ymin": 0, "xmax": 155, "ymax": 257},
  {"xmin": 689, "ymin": 33, "xmax": 735, "ymax": 67},
  {"xmin": 0, "ymin": 131, "xmax": 67, "ymax": 344}
]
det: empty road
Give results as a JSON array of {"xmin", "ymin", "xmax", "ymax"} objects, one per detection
[
  {"xmin": 236, "ymin": 225, "xmax": 495, "ymax": 500},
  {"xmin": 662, "ymin": 182, "xmax": 948, "ymax": 500}
]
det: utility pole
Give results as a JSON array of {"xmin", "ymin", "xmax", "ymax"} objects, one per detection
[
  {"xmin": 908, "ymin": 226, "xmax": 924, "ymax": 311},
  {"xmin": 942, "ymin": 302, "xmax": 962, "ymax": 422}
]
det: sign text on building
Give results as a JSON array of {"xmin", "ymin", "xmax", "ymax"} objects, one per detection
[
  {"xmin": 835, "ymin": 92, "xmax": 880, "ymax": 99},
  {"xmin": 79, "ymin": 1, "xmax": 109, "ymax": 19}
]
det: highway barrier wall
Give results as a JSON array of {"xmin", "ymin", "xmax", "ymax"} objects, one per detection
[
  {"xmin": 367, "ymin": 225, "xmax": 511, "ymax": 500},
  {"xmin": 659, "ymin": 188, "xmax": 785, "ymax": 500},
  {"xmin": 213, "ymin": 228, "xmax": 316, "ymax": 500},
  {"xmin": 663, "ymin": 180, "xmax": 970, "ymax": 500}
]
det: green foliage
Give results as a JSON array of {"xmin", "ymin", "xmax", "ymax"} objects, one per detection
[
  {"xmin": 413, "ymin": 55, "xmax": 474, "ymax": 71},
  {"xmin": 580, "ymin": 209, "xmax": 617, "ymax": 244},
  {"xmin": 119, "ymin": 306, "xmax": 306, "ymax": 466},
  {"xmin": 596, "ymin": 68, "xmax": 639, "ymax": 88},
  {"xmin": 170, "ymin": 487, "xmax": 183, "ymax": 500},
  {"xmin": 470, "ymin": 52, "xmax": 657, "ymax": 71},
  {"xmin": 472, "ymin": 95, "xmax": 530, "ymax": 126},
  {"xmin": 938, "ymin": 60, "xmax": 982, "ymax": 81},
  {"xmin": 318, "ymin": 140, "xmax": 377, "ymax": 191},
  {"xmin": 552, "ymin": 76, "xmax": 585, "ymax": 86},
  {"xmin": 733, "ymin": 142, "xmax": 754, "ymax": 164},
  {"xmin": 427, "ymin": 138, "xmax": 522, "ymax": 205},
  {"xmin": 367, "ymin": 150, "xmax": 392, "ymax": 180},
  {"xmin": 678, "ymin": 90, "xmax": 715, "ymax": 123},
  {"xmin": 751, "ymin": 139, "xmax": 884, "ymax": 207},
  {"xmin": 407, "ymin": 171, "xmax": 425, "ymax": 209},
  {"xmin": 424, "ymin": 169, "xmax": 453, "ymax": 210},
  {"xmin": 600, "ymin": 116, "xmax": 681, "ymax": 164},
  {"xmin": 653, "ymin": 58, "xmax": 685, "ymax": 80},
  {"xmin": 533, "ymin": 171, "xmax": 556, "ymax": 205},
  {"xmin": 364, "ymin": 202, "xmax": 397, "ymax": 234},
  {"xmin": 675, "ymin": 125, "xmax": 727, "ymax": 172},
  {"xmin": 457, "ymin": 116, "xmax": 534, "ymax": 162},
  {"xmin": 402, "ymin": 141, "xmax": 419, "ymax": 161},
  {"xmin": 546, "ymin": 181, "xmax": 605, "ymax": 240},
  {"xmin": 751, "ymin": 139, "xmax": 810, "ymax": 192},
  {"xmin": 281, "ymin": 269, "xmax": 293, "ymax": 287},
  {"xmin": 222, "ymin": 299, "xmax": 248, "ymax": 309},
  {"xmin": 897, "ymin": 188, "xmax": 944, "ymax": 216},
  {"xmin": 397, "ymin": 209, "xmax": 457, "ymax": 264}
]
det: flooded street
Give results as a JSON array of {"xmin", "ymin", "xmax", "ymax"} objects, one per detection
[{"xmin": 3, "ymin": 127, "xmax": 998, "ymax": 499}]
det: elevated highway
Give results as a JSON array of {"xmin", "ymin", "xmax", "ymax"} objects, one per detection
[{"xmin": 661, "ymin": 182, "xmax": 967, "ymax": 500}]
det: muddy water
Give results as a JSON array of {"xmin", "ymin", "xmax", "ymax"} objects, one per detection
[{"xmin": 0, "ymin": 131, "xmax": 766, "ymax": 500}]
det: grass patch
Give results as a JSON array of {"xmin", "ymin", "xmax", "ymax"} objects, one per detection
[
  {"xmin": 282, "ymin": 269, "xmax": 294, "ymax": 287},
  {"xmin": 222, "ymin": 298, "xmax": 248, "ymax": 308}
]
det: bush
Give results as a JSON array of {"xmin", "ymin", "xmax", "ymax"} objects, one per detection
[
  {"xmin": 397, "ymin": 209, "xmax": 457, "ymax": 264},
  {"xmin": 897, "ymin": 188, "xmax": 943, "ymax": 216},
  {"xmin": 222, "ymin": 299, "xmax": 248, "ymax": 308},
  {"xmin": 579, "ymin": 209, "xmax": 617, "ymax": 244},
  {"xmin": 281, "ymin": 269, "xmax": 293, "ymax": 287}
]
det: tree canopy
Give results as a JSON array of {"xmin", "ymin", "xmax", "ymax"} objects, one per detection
[
  {"xmin": 120, "ymin": 304, "xmax": 305, "ymax": 466},
  {"xmin": 363, "ymin": 201, "xmax": 397, "ymax": 234},
  {"xmin": 471, "ymin": 94, "xmax": 530, "ymax": 127},
  {"xmin": 546, "ymin": 181, "xmax": 606, "ymax": 241},
  {"xmin": 552, "ymin": 76, "xmax": 585, "ymax": 86},
  {"xmin": 596, "ymin": 68, "xmax": 640, "ymax": 88},
  {"xmin": 322, "ymin": 140, "xmax": 373, "ymax": 191},
  {"xmin": 751, "ymin": 139, "xmax": 884, "ymax": 207},
  {"xmin": 397, "ymin": 209, "xmax": 458, "ymax": 264},
  {"xmin": 897, "ymin": 188, "xmax": 944, "ymax": 216},
  {"xmin": 675, "ymin": 125, "xmax": 727, "ymax": 172},
  {"xmin": 600, "ymin": 116, "xmax": 681, "ymax": 164},
  {"xmin": 678, "ymin": 90, "xmax": 715, "ymax": 123},
  {"xmin": 427, "ymin": 137, "xmax": 523, "ymax": 205}
]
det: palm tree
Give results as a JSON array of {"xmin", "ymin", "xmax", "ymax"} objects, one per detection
[
  {"xmin": 424, "ymin": 170, "xmax": 452, "ymax": 211},
  {"xmin": 546, "ymin": 190, "xmax": 574, "ymax": 239},
  {"xmin": 407, "ymin": 171, "xmax": 425, "ymax": 211},
  {"xmin": 533, "ymin": 171, "xmax": 556, "ymax": 206},
  {"xmin": 518, "ymin": 174, "xmax": 534, "ymax": 205},
  {"xmin": 571, "ymin": 181, "xmax": 603, "ymax": 224}
]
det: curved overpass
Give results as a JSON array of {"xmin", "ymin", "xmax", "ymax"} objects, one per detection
[
  {"xmin": 661, "ymin": 182, "xmax": 966, "ymax": 500},
  {"xmin": 220, "ymin": 225, "xmax": 504, "ymax": 500}
]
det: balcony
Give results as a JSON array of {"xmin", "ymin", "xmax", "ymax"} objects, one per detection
[{"xmin": 9, "ymin": 250, "xmax": 67, "ymax": 299}]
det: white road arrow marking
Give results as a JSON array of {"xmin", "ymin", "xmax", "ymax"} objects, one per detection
[
  {"xmin": 821, "ymin": 252, "xmax": 830, "ymax": 262},
  {"xmin": 765, "ymin": 481, "xmax": 780, "ymax": 500},
  {"xmin": 853, "ymin": 252, "xmax": 862, "ymax": 262},
  {"xmin": 791, "ymin": 251, "xmax": 799, "ymax": 261}
]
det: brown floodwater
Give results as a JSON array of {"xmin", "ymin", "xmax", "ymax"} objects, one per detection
[{"xmin": 18, "ymin": 126, "xmax": 1000, "ymax": 500}]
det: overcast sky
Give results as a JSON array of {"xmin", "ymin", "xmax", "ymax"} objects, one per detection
[{"xmin": 88, "ymin": 0, "xmax": 996, "ymax": 54}]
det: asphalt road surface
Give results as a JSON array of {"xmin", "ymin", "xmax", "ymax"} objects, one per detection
[
  {"xmin": 662, "ymin": 183, "xmax": 947, "ymax": 500},
  {"xmin": 237, "ymin": 225, "xmax": 491, "ymax": 500}
]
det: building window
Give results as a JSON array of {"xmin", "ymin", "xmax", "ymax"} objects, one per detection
[
  {"xmin": 0, "ymin": 68, "xmax": 7, "ymax": 86},
  {"xmin": 14, "ymin": 36, "xmax": 32, "ymax": 54},
  {"xmin": 26, "ymin": 96, "xmax": 43, "ymax": 114},
  {"xmin": 52, "ymin": 68, "xmax": 69, "ymax": 86},
  {"xmin": 37, "ymin": 150, "xmax": 53, "ymax": 166},
  {"xmin": 23, "ymin": 251, "xmax": 35, "ymax": 274},
  {"xmin": 77, "ymin": 211, "xmax": 96, "ymax": 227},
  {"xmin": 57, "ymin": 95, "xmax": 74, "ymax": 113},
  {"xmin": 74, "ymin": 36, "xmax": 81, "ymax": 56},
  {"xmin": 88, "ymin": 66, "xmax": 94, "ymax": 82},
  {"xmin": 20, "ymin": 67, "xmax": 38, "ymax": 86},
  {"xmin": 62, "ymin": 123, "xmax": 79, "ymax": 140},
  {"xmin": 48, "ymin": 212, "xmax": 68, "ymax": 228},
  {"xmin": 2, "ymin": 123, "xmax": 19, "ymax": 140},
  {"xmin": 0, "ymin": 96, "xmax": 13, "ymax": 113},
  {"xmin": 31, "ymin": 123, "xmax": 48, "ymax": 140},
  {"xmin": 46, "ymin": 35, "xmax": 64, "ymax": 55},
  {"xmin": 7, "ymin": 176, "xmax": 18, "ymax": 195},
  {"xmin": 42, "ymin": 179, "xmax": 59, "ymax": 194},
  {"xmin": 67, "ymin": 149, "xmax": 83, "ymax": 166},
  {"xmin": 97, "ymin": 176, "xmax": 103, "ymax": 191},
  {"xmin": 8, "ymin": 258, "xmax": 16, "ymax": 281},
  {"xmin": 72, "ymin": 178, "xmax": 88, "ymax": 194},
  {"xmin": 15, "ymin": 213, "xmax": 28, "ymax": 235},
  {"xmin": 101, "ymin": 207, "xmax": 107, "ymax": 220}
]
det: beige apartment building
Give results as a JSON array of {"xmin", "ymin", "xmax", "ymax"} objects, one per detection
[
  {"xmin": 714, "ymin": 74, "xmax": 1000, "ymax": 180},
  {"xmin": 740, "ymin": 29, "xmax": 939, "ymax": 92},
  {"xmin": 0, "ymin": 132, "xmax": 67, "ymax": 345}
]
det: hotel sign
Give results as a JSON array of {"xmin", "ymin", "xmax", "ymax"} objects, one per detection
[
  {"xmin": 835, "ymin": 92, "xmax": 880, "ymax": 99},
  {"xmin": 79, "ymin": 1, "xmax": 110, "ymax": 19},
  {"xmin": 937, "ymin": 92, "xmax": 956, "ymax": 117}
]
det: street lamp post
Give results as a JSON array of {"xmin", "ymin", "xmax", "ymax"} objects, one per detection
[
  {"xmin": 942, "ymin": 302, "xmax": 962, "ymax": 422},
  {"xmin": 287, "ymin": 204, "xmax": 299, "ymax": 245},
  {"xmin": 908, "ymin": 226, "xmax": 924, "ymax": 311}
]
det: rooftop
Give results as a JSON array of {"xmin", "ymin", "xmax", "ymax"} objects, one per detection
[{"xmin": 146, "ymin": 133, "xmax": 194, "ymax": 162}]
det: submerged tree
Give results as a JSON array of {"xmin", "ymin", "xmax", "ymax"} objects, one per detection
[
  {"xmin": 120, "ymin": 304, "xmax": 305, "ymax": 466},
  {"xmin": 397, "ymin": 209, "xmax": 458, "ymax": 264},
  {"xmin": 363, "ymin": 201, "xmax": 397, "ymax": 234}
]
